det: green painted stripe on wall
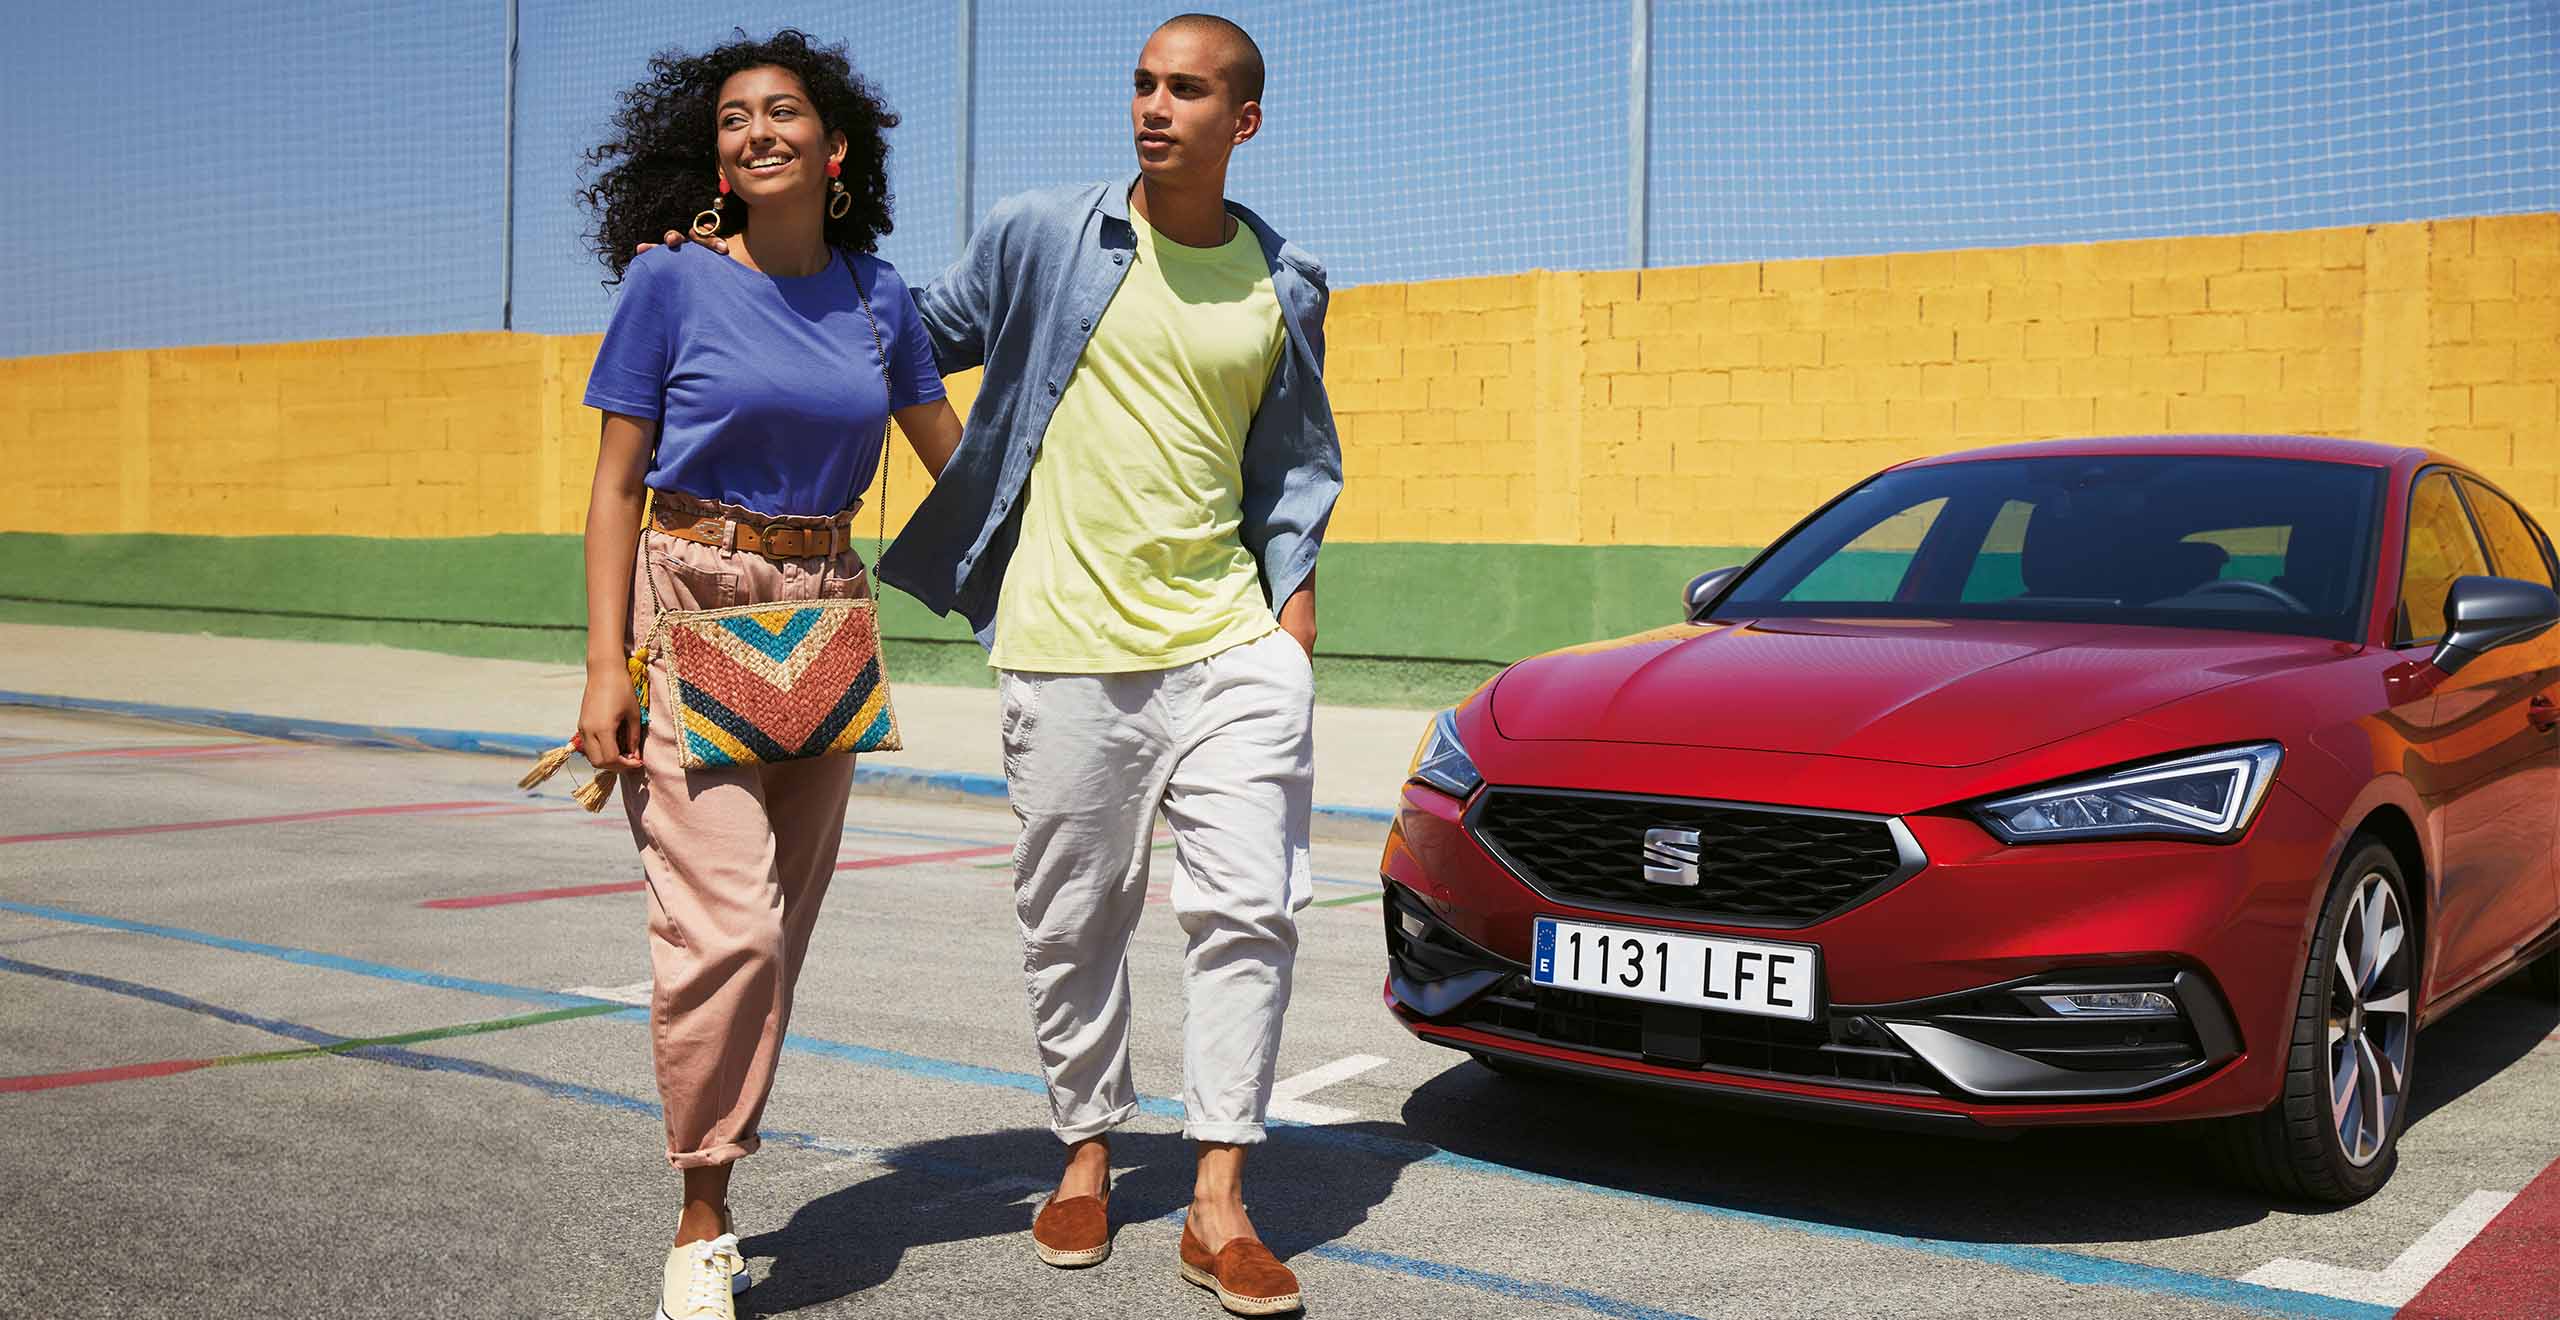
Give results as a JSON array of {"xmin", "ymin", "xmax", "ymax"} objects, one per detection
[{"xmin": 0, "ymin": 534, "xmax": 1755, "ymax": 708}]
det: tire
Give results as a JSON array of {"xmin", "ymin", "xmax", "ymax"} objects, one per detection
[
  {"xmin": 2531, "ymin": 942, "xmax": 2559, "ymax": 1000},
  {"xmin": 2213, "ymin": 838, "xmax": 2418, "ymax": 1204}
]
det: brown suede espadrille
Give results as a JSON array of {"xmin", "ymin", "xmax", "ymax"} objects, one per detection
[
  {"xmin": 1177, "ymin": 1217, "xmax": 1302, "ymax": 1316},
  {"xmin": 1030, "ymin": 1194, "xmax": 1111, "ymax": 1268}
]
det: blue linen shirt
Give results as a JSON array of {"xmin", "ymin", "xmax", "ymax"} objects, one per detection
[
  {"xmin": 584, "ymin": 243, "xmax": 944, "ymax": 518},
  {"xmin": 880, "ymin": 177, "xmax": 1343, "ymax": 637}
]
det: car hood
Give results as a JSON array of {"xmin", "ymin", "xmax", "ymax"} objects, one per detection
[{"xmin": 1488, "ymin": 617, "xmax": 2348, "ymax": 768}]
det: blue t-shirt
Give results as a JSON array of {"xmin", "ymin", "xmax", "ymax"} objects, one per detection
[{"xmin": 584, "ymin": 243, "xmax": 945, "ymax": 517}]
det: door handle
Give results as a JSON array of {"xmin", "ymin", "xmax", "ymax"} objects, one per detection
[{"xmin": 2532, "ymin": 696, "xmax": 2560, "ymax": 733}]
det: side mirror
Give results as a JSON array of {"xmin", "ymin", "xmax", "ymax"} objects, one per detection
[
  {"xmin": 2432, "ymin": 575, "xmax": 2560, "ymax": 676},
  {"xmin": 1684, "ymin": 567, "xmax": 1741, "ymax": 623}
]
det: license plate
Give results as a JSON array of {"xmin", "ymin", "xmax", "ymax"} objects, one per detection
[{"xmin": 1531, "ymin": 917, "xmax": 1819, "ymax": 1021}]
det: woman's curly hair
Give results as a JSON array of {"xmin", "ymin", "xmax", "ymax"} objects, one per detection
[{"xmin": 582, "ymin": 29, "xmax": 897, "ymax": 282}]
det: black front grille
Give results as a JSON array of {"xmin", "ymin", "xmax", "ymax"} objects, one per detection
[
  {"xmin": 1454, "ymin": 981, "xmax": 1940, "ymax": 1094},
  {"xmin": 1468, "ymin": 788, "xmax": 1910, "ymax": 926}
]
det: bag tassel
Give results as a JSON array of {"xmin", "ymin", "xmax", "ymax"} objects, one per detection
[
  {"xmin": 518, "ymin": 645, "xmax": 649, "ymax": 813},
  {"xmin": 517, "ymin": 740, "xmax": 624, "ymax": 813}
]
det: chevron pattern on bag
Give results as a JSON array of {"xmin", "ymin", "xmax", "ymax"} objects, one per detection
[{"xmin": 660, "ymin": 602, "xmax": 902, "ymax": 768}]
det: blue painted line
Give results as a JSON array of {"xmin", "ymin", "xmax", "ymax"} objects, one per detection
[
  {"xmin": 0, "ymin": 897, "xmax": 2389, "ymax": 1320},
  {"xmin": 0, "ymin": 688, "xmax": 1399, "ymax": 827},
  {"xmin": 0, "ymin": 954, "xmax": 342, "ymax": 1048},
  {"xmin": 0, "ymin": 690, "xmax": 557, "ymax": 759},
  {"xmin": 1369, "ymin": 1145, "xmax": 2389, "ymax": 1320},
  {"xmin": 1307, "ymin": 1246, "xmax": 1704, "ymax": 1320},
  {"xmin": 776, "ymin": 1031, "xmax": 1187, "ymax": 1124},
  {"xmin": 0, "ymin": 899, "xmax": 601, "ymax": 1010}
]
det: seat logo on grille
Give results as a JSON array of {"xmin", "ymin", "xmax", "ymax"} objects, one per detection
[{"xmin": 1641, "ymin": 827, "xmax": 1702, "ymax": 886}]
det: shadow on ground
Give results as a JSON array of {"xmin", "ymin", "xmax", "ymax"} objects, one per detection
[
  {"xmin": 1391, "ymin": 969, "xmax": 2559, "ymax": 1249},
  {"xmin": 740, "ymin": 1124, "xmax": 1424, "ymax": 1315}
]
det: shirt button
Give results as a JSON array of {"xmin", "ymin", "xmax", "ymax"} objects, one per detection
[
  {"xmin": 1079, "ymin": 317, "xmax": 1092, "ymax": 330},
  {"xmin": 1046, "ymin": 381, "xmax": 1058, "ymax": 396},
  {"xmin": 1113, "ymin": 253, "xmax": 1125, "ymax": 266}
]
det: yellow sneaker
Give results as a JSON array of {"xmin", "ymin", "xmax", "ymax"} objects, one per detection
[{"xmin": 656, "ymin": 1235, "xmax": 745, "ymax": 1320}]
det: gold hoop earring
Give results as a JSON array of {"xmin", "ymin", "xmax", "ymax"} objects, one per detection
[
  {"xmin": 828, "ymin": 178, "xmax": 851, "ymax": 221},
  {"xmin": 691, "ymin": 189, "xmax": 725, "ymax": 240}
]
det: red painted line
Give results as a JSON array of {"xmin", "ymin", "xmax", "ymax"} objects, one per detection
[
  {"xmin": 0, "ymin": 1056, "xmax": 219, "ymax": 1093},
  {"xmin": 0, "ymin": 801, "xmax": 514, "ymax": 847},
  {"xmin": 421, "ymin": 880, "xmax": 643, "ymax": 910},
  {"xmin": 0, "ymin": 742, "xmax": 286, "ymax": 764},
  {"xmin": 2399, "ymin": 1155, "xmax": 2560, "ymax": 1320},
  {"xmin": 418, "ymin": 843, "xmax": 1016, "ymax": 910},
  {"xmin": 834, "ymin": 843, "xmax": 1013, "ymax": 872}
]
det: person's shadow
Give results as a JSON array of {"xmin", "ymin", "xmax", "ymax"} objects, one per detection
[{"xmin": 738, "ymin": 1122, "xmax": 1424, "ymax": 1315}]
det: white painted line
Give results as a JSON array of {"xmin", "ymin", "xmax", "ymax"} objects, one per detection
[
  {"xmin": 2240, "ymin": 1189, "xmax": 2517, "ymax": 1305},
  {"xmin": 558, "ymin": 979, "xmax": 652, "ymax": 1007},
  {"xmin": 1268, "ymin": 1053, "xmax": 1388, "ymax": 1125}
]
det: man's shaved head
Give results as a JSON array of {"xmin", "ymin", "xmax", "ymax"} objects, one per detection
[{"xmin": 1153, "ymin": 13, "xmax": 1263, "ymax": 105}]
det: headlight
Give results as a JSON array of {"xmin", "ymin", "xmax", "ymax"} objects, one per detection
[
  {"xmin": 1407, "ymin": 708, "xmax": 1483, "ymax": 799},
  {"xmin": 1974, "ymin": 744, "xmax": 2283, "ymax": 844}
]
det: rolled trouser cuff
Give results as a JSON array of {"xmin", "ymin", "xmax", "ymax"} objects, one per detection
[
  {"xmin": 667, "ymin": 1136, "xmax": 759, "ymax": 1170},
  {"xmin": 1182, "ymin": 1121, "xmax": 1266, "ymax": 1146},
  {"xmin": 1051, "ymin": 1099, "xmax": 1140, "ymax": 1144}
]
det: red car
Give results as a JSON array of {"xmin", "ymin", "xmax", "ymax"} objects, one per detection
[{"xmin": 1382, "ymin": 434, "xmax": 2560, "ymax": 1203}]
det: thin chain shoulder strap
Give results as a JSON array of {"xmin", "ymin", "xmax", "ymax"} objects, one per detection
[{"xmin": 847, "ymin": 250, "xmax": 895, "ymax": 566}]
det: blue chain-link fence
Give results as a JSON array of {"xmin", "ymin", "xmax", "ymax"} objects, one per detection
[{"xmin": 8, "ymin": 0, "xmax": 2554, "ymax": 356}]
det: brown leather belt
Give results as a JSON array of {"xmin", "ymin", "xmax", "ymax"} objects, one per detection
[{"xmin": 650, "ymin": 491, "xmax": 860, "ymax": 560}]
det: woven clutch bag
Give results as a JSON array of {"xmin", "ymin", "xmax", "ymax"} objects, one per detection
[{"xmin": 643, "ymin": 592, "xmax": 903, "ymax": 769}]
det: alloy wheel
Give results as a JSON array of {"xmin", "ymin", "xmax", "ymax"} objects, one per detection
[{"xmin": 2327, "ymin": 871, "xmax": 2413, "ymax": 1167}]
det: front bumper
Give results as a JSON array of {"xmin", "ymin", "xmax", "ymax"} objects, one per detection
[{"xmin": 1381, "ymin": 776, "xmax": 2338, "ymax": 1128}]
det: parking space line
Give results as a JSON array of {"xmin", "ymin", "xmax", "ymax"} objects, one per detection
[
  {"xmin": 2398, "ymin": 1156, "xmax": 2560, "ymax": 1318},
  {"xmin": 2241, "ymin": 1192, "xmax": 2516, "ymax": 1305},
  {"xmin": 0, "ymin": 800, "xmax": 516, "ymax": 847},
  {"xmin": 1269, "ymin": 1053, "xmax": 1388, "ymax": 1125},
  {"xmin": 0, "ymin": 897, "xmax": 2402, "ymax": 1320},
  {"xmin": 1, "ymin": 1056, "xmax": 225, "ymax": 1093},
  {"xmin": 558, "ymin": 980, "xmax": 653, "ymax": 1006},
  {"xmin": 836, "ymin": 843, "xmax": 1014, "ymax": 872},
  {"xmin": 0, "ymin": 953, "xmax": 626, "ymax": 1091},
  {"xmin": 0, "ymin": 899, "xmax": 598, "ymax": 1008},
  {"xmin": 0, "ymin": 741, "xmax": 291, "ymax": 764},
  {"xmin": 423, "ymin": 880, "xmax": 644, "ymax": 910},
  {"xmin": 415, "ymin": 844, "xmax": 1020, "ymax": 909},
  {"xmin": 1306, "ymin": 1245, "xmax": 1705, "ymax": 1320}
]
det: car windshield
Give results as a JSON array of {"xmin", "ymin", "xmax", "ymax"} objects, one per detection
[{"xmin": 1716, "ymin": 455, "xmax": 2385, "ymax": 641}]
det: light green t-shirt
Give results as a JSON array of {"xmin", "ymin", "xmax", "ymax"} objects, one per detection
[{"xmin": 990, "ymin": 203, "xmax": 1286, "ymax": 673}]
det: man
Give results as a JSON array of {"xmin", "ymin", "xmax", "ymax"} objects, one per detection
[{"xmin": 677, "ymin": 13, "xmax": 1337, "ymax": 1315}]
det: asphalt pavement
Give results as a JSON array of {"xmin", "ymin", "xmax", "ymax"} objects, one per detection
[{"xmin": 4, "ymin": 704, "xmax": 2557, "ymax": 1319}]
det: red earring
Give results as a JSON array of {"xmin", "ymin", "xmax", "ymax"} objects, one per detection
[
  {"xmin": 717, "ymin": 175, "xmax": 731, "ymax": 195},
  {"xmin": 826, "ymin": 160, "xmax": 842, "ymax": 178}
]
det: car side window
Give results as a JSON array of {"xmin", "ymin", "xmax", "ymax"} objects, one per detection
[
  {"xmin": 2457, "ymin": 478, "xmax": 2556, "ymax": 591},
  {"xmin": 2399, "ymin": 472, "xmax": 2490, "ymax": 642}
]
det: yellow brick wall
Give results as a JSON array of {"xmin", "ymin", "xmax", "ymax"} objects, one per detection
[{"xmin": 3, "ymin": 214, "xmax": 2553, "ymax": 544}]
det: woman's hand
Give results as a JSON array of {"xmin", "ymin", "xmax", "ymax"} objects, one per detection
[
  {"xmin": 576, "ymin": 665, "xmax": 647, "ymax": 771},
  {"xmin": 636, "ymin": 228, "xmax": 730, "ymax": 258}
]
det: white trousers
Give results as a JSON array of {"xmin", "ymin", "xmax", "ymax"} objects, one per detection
[{"xmin": 999, "ymin": 629, "xmax": 1317, "ymax": 1145}]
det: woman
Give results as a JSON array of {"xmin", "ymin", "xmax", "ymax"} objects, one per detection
[{"xmin": 576, "ymin": 29, "xmax": 959, "ymax": 1320}]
